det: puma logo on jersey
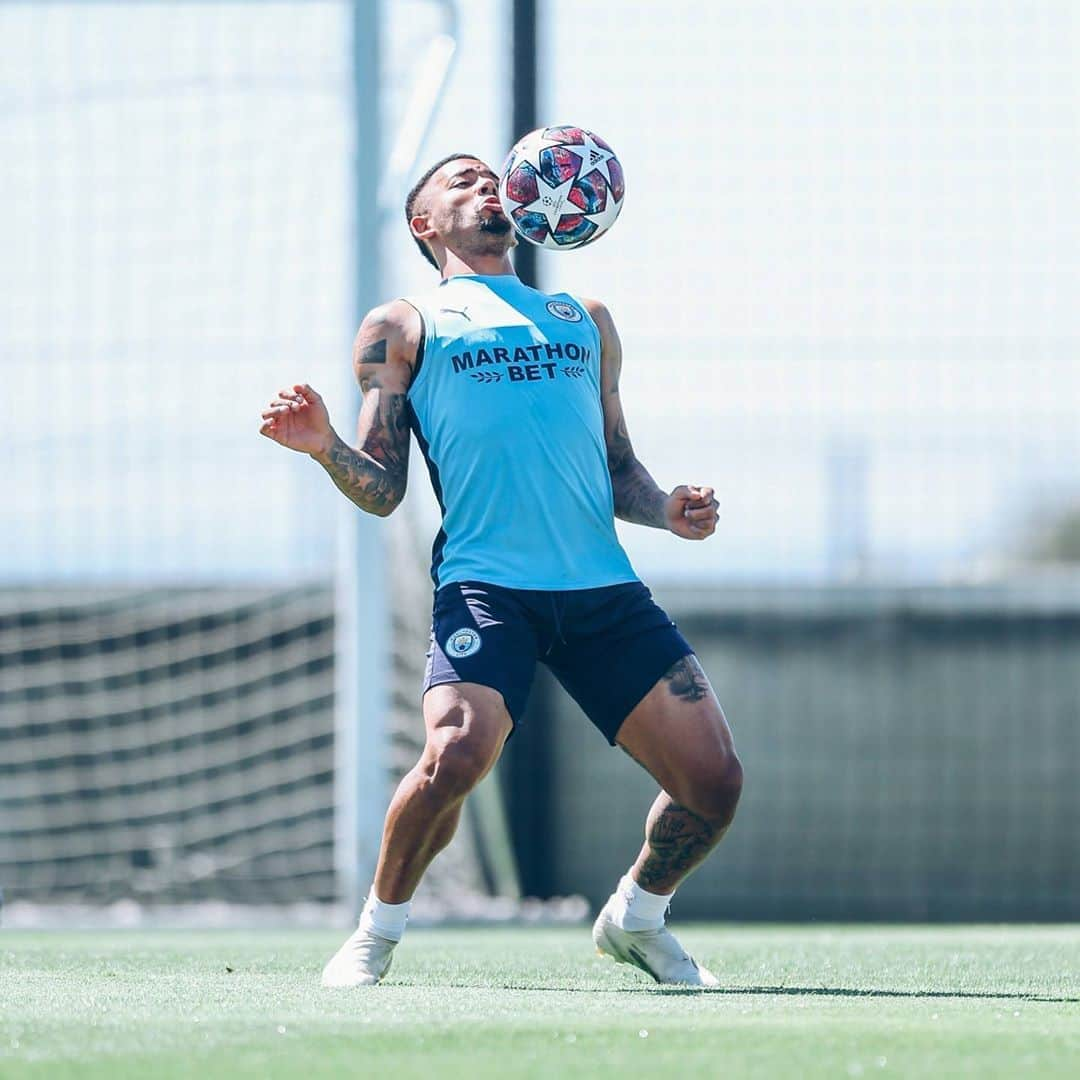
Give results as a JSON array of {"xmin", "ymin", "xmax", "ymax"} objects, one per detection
[{"xmin": 439, "ymin": 306, "xmax": 471, "ymax": 321}]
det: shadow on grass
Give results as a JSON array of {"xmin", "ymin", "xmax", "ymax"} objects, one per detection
[
  {"xmin": 717, "ymin": 985, "xmax": 1079, "ymax": 1004},
  {"xmin": 394, "ymin": 981, "xmax": 1078, "ymax": 1003}
]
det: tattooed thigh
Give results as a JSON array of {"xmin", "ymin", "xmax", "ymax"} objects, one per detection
[{"xmin": 661, "ymin": 655, "xmax": 710, "ymax": 703}]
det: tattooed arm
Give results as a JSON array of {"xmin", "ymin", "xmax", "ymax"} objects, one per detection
[
  {"xmin": 318, "ymin": 301, "xmax": 419, "ymax": 516},
  {"xmin": 259, "ymin": 300, "xmax": 419, "ymax": 517},
  {"xmin": 581, "ymin": 297, "xmax": 719, "ymax": 539}
]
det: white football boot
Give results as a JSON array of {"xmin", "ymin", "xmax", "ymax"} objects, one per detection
[
  {"xmin": 320, "ymin": 925, "xmax": 397, "ymax": 987},
  {"xmin": 592, "ymin": 900, "xmax": 720, "ymax": 988}
]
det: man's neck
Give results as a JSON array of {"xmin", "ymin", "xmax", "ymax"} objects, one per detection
[{"xmin": 440, "ymin": 251, "xmax": 516, "ymax": 279}]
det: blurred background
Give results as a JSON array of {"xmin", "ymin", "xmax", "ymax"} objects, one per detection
[{"xmin": 2, "ymin": 0, "xmax": 1078, "ymax": 925}]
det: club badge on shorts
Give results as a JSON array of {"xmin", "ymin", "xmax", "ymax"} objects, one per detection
[{"xmin": 446, "ymin": 627, "xmax": 482, "ymax": 659}]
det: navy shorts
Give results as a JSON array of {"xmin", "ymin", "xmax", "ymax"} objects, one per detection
[{"xmin": 423, "ymin": 580, "xmax": 693, "ymax": 745}]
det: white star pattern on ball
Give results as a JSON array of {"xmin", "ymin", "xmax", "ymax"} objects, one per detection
[{"xmin": 520, "ymin": 173, "xmax": 580, "ymax": 233}]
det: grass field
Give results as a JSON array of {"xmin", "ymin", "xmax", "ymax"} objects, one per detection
[{"xmin": 1, "ymin": 925, "xmax": 1077, "ymax": 1078}]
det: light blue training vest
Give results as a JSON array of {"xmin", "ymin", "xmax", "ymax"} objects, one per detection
[{"xmin": 403, "ymin": 274, "xmax": 639, "ymax": 591}]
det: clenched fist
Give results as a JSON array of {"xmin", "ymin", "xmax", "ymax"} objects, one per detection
[{"xmin": 665, "ymin": 485, "xmax": 719, "ymax": 541}]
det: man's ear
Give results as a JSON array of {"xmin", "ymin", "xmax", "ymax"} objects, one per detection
[{"xmin": 410, "ymin": 210, "xmax": 436, "ymax": 244}]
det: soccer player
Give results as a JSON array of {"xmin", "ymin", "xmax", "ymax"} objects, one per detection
[{"xmin": 260, "ymin": 153, "xmax": 743, "ymax": 988}]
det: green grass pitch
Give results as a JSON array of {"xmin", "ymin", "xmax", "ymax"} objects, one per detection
[{"xmin": 1, "ymin": 926, "xmax": 1077, "ymax": 1078}]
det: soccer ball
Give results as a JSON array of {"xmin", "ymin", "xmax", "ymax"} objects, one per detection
[{"xmin": 499, "ymin": 125, "xmax": 625, "ymax": 251}]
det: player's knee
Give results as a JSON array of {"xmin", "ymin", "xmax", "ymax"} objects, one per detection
[
  {"xmin": 422, "ymin": 714, "xmax": 498, "ymax": 801},
  {"xmin": 681, "ymin": 751, "xmax": 744, "ymax": 829}
]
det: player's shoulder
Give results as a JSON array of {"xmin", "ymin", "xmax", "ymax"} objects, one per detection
[
  {"xmin": 574, "ymin": 295, "xmax": 615, "ymax": 330},
  {"xmin": 359, "ymin": 298, "xmax": 422, "ymax": 340},
  {"xmin": 353, "ymin": 299, "xmax": 423, "ymax": 372},
  {"xmin": 570, "ymin": 295, "xmax": 619, "ymax": 348}
]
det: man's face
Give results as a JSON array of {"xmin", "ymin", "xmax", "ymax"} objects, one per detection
[{"xmin": 414, "ymin": 158, "xmax": 515, "ymax": 259}]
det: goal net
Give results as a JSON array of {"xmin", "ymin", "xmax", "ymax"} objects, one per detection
[{"xmin": 1, "ymin": 0, "xmax": 523, "ymax": 923}]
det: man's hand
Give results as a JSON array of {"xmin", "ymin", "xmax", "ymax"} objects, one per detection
[
  {"xmin": 260, "ymin": 384, "xmax": 336, "ymax": 458},
  {"xmin": 665, "ymin": 485, "xmax": 719, "ymax": 541}
]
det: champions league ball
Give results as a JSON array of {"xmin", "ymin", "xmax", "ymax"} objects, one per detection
[{"xmin": 498, "ymin": 125, "xmax": 626, "ymax": 251}]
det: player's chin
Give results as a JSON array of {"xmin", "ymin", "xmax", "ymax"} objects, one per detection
[{"xmin": 478, "ymin": 215, "xmax": 513, "ymax": 238}]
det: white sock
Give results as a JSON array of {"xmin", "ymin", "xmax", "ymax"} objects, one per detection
[
  {"xmin": 358, "ymin": 891, "xmax": 410, "ymax": 942},
  {"xmin": 609, "ymin": 872, "xmax": 673, "ymax": 932}
]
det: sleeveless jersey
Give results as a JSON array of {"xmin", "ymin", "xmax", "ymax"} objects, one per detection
[{"xmin": 403, "ymin": 274, "xmax": 639, "ymax": 591}]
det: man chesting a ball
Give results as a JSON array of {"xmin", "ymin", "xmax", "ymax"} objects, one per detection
[{"xmin": 259, "ymin": 149, "xmax": 743, "ymax": 988}]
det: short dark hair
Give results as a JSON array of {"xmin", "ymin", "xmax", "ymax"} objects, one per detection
[{"xmin": 404, "ymin": 152, "xmax": 485, "ymax": 269}]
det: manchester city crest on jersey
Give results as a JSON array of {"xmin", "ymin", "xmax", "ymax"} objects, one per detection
[
  {"xmin": 446, "ymin": 627, "xmax": 482, "ymax": 658},
  {"xmin": 546, "ymin": 300, "xmax": 583, "ymax": 323}
]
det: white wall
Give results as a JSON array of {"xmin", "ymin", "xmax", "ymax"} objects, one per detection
[
  {"xmin": 4, "ymin": 1, "xmax": 1077, "ymax": 583},
  {"xmin": 539, "ymin": 0, "xmax": 1079, "ymax": 581}
]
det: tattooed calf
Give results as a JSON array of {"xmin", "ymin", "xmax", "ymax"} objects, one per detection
[{"xmin": 636, "ymin": 802, "xmax": 718, "ymax": 891}]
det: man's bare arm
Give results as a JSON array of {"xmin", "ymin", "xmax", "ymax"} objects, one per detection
[
  {"xmin": 260, "ymin": 300, "xmax": 419, "ymax": 517},
  {"xmin": 315, "ymin": 302, "xmax": 418, "ymax": 516},
  {"xmin": 606, "ymin": 405, "xmax": 669, "ymax": 528},
  {"xmin": 584, "ymin": 298, "xmax": 667, "ymax": 527},
  {"xmin": 583, "ymin": 297, "xmax": 719, "ymax": 539}
]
